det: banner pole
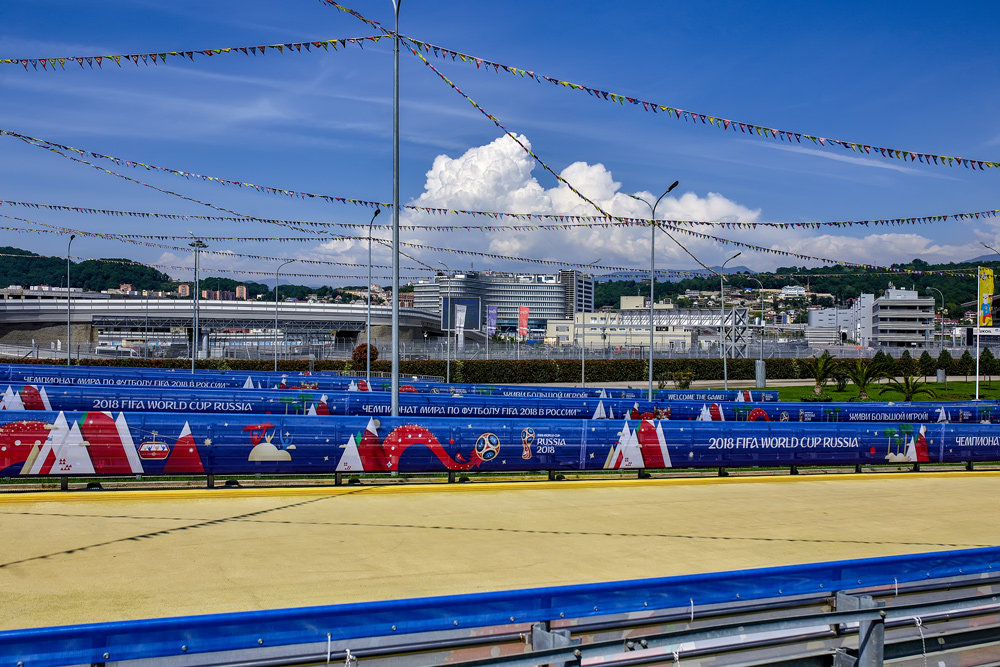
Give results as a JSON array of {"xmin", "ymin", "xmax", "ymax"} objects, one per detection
[{"xmin": 977, "ymin": 267, "xmax": 981, "ymax": 400}]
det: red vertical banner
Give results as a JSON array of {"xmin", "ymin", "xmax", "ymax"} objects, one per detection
[{"xmin": 518, "ymin": 306, "xmax": 529, "ymax": 336}]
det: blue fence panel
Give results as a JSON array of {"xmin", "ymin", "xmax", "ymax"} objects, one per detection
[
  {"xmin": 2, "ymin": 545, "xmax": 999, "ymax": 666},
  {"xmin": 1, "ymin": 383, "xmax": 994, "ymax": 425},
  {"xmin": 0, "ymin": 412, "xmax": 995, "ymax": 478},
  {"xmin": 0, "ymin": 364, "xmax": 779, "ymax": 401}
]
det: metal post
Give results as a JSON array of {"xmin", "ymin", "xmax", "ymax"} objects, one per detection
[
  {"xmin": 444, "ymin": 275, "xmax": 450, "ymax": 383},
  {"xmin": 720, "ymin": 252, "xmax": 741, "ymax": 390},
  {"xmin": 627, "ymin": 181, "xmax": 678, "ymax": 400},
  {"xmin": 275, "ymin": 260, "xmax": 295, "ymax": 372},
  {"xmin": 66, "ymin": 234, "xmax": 75, "ymax": 366},
  {"xmin": 390, "ymin": 0, "xmax": 401, "ymax": 417},
  {"xmin": 928, "ymin": 286, "xmax": 943, "ymax": 352},
  {"xmin": 367, "ymin": 208, "xmax": 381, "ymax": 385},
  {"xmin": 189, "ymin": 238, "xmax": 207, "ymax": 373},
  {"xmin": 750, "ymin": 277, "xmax": 764, "ymax": 361},
  {"xmin": 144, "ymin": 290, "xmax": 149, "ymax": 359}
]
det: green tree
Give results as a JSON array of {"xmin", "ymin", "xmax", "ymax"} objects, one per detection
[
  {"xmin": 982, "ymin": 348, "xmax": 998, "ymax": 384},
  {"xmin": 801, "ymin": 351, "xmax": 838, "ymax": 395},
  {"xmin": 958, "ymin": 349, "xmax": 975, "ymax": 382},
  {"xmin": 897, "ymin": 350, "xmax": 916, "ymax": 376},
  {"xmin": 937, "ymin": 349, "xmax": 954, "ymax": 375},
  {"xmin": 880, "ymin": 375, "xmax": 936, "ymax": 402},
  {"xmin": 918, "ymin": 351, "xmax": 935, "ymax": 381},
  {"xmin": 845, "ymin": 359, "xmax": 886, "ymax": 401}
]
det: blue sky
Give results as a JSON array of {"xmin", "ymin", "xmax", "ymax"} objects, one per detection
[{"xmin": 1, "ymin": 1, "xmax": 999, "ymax": 286}]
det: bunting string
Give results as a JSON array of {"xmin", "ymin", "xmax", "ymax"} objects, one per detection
[
  {"xmin": 0, "ymin": 217, "xmax": 410, "ymax": 270},
  {"xmin": 0, "ymin": 252, "xmax": 422, "ymax": 280},
  {"xmin": 3, "ymin": 210, "xmax": 969, "ymax": 279},
  {"xmin": 320, "ymin": 1, "xmax": 999, "ymax": 171},
  {"xmin": 0, "ymin": 36, "xmax": 385, "ymax": 71},
  {"xmin": 3, "ymin": 126, "xmax": 986, "ymax": 271},
  {"xmin": 398, "ymin": 36, "xmax": 998, "ymax": 171},
  {"xmin": 2, "ymin": 198, "xmax": 997, "ymax": 231},
  {"xmin": 0, "ymin": 250, "xmax": 975, "ymax": 282},
  {"xmin": 4, "ymin": 0, "xmax": 992, "ymax": 172},
  {"xmin": 2, "ymin": 216, "xmax": 715, "ymax": 277}
]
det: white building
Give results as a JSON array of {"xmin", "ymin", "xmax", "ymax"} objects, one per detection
[
  {"xmin": 780, "ymin": 285, "xmax": 807, "ymax": 298},
  {"xmin": 871, "ymin": 285, "xmax": 934, "ymax": 348}
]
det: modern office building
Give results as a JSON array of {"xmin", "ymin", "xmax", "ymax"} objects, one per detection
[{"xmin": 412, "ymin": 270, "xmax": 594, "ymax": 334}]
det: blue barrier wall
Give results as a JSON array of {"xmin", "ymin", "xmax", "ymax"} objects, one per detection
[
  {"xmin": 0, "ymin": 411, "xmax": 992, "ymax": 477},
  {"xmin": 2, "ymin": 545, "xmax": 998, "ymax": 666},
  {"xmin": 0, "ymin": 364, "xmax": 778, "ymax": 401},
  {"xmin": 1, "ymin": 383, "xmax": 995, "ymax": 423}
]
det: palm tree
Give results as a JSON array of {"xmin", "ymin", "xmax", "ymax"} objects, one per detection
[
  {"xmin": 880, "ymin": 375, "xmax": 936, "ymax": 402},
  {"xmin": 801, "ymin": 351, "xmax": 838, "ymax": 395},
  {"xmin": 845, "ymin": 359, "xmax": 886, "ymax": 401}
]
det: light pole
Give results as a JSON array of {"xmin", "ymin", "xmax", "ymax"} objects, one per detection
[
  {"xmin": 275, "ymin": 259, "xmax": 296, "ymax": 372},
  {"xmin": 188, "ymin": 238, "xmax": 207, "ymax": 373},
  {"xmin": 627, "ymin": 180, "xmax": 679, "ymax": 400},
  {"xmin": 144, "ymin": 290, "xmax": 150, "ymax": 360},
  {"xmin": 66, "ymin": 234, "xmax": 75, "ymax": 366},
  {"xmin": 927, "ymin": 286, "xmax": 944, "ymax": 351},
  {"xmin": 366, "ymin": 208, "xmax": 381, "ymax": 385},
  {"xmin": 577, "ymin": 261, "xmax": 599, "ymax": 387},
  {"xmin": 749, "ymin": 277, "xmax": 765, "ymax": 361},
  {"xmin": 720, "ymin": 252, "xmax": 742, "ymax": 390},
  {"xmin": 390, "ymin": 0, "xmax": 402, "ymax": 417}
]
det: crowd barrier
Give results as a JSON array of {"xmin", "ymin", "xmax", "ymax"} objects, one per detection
[
  {"xmin": 0, "ymin": 363, "xmax": 780, "ymax": 401},
  {"xmin": 0, "ymin": 411, "xmax": 993, "ymax": 478},
  {"xmin": 0, "ymin": 383, "xmax": 995, "ymax": 423}
]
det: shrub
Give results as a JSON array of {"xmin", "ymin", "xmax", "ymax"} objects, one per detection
[{"xmin": 352, "ymin": 343, "xmax": 378, "ymax": 366}]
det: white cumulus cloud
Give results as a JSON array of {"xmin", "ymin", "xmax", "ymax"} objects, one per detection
[{"xmin": 407, "ymin": 134, "xmax": 761, "ymax": 274}]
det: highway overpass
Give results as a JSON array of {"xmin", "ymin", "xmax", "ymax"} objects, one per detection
[{"xmin": 0, "ymin": 297, "xmax": 459, "ymax": 354}]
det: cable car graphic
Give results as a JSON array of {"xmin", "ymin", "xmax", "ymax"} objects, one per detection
[{"xmin": 137, "ymin": 431, "xmax": 170, "ymax": 460}]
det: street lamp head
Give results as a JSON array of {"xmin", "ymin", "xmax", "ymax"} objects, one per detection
[{"xmin": 665, "ymin": 180, "xmax": 679, "ymax": 193}]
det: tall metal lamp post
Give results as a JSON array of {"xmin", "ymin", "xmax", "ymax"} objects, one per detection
[
  {"xmin": 927, "ymin": 286, "xmax": 944, "ymax": 351},
  {"xmin": 720, "ymin": 252, "xmax": 742, "ymax": 390},
  {"xmin": 749, "ymin": 277, "xmax": 765, "ymax": 361},
  {"xmin": 188, "ymin": 238, "xmax": 207, "ymax": 373},
  {"xmin": 275, "ymin": 259, "xmax": 296, "ymax": 372},
  {"xmin": 389, "ymin": 0, "xmax": 402, "ymax": 417},
  {"xmin": 627, "ymin": 180, "xmax": 679, "ymax": 400},
  {"xmin": 366, "ymin": 208, "xmax": 381, "ymax": 385},
  {"xmin": 66, "ymin": 234, "xmax": 75, "ymax": 366}
]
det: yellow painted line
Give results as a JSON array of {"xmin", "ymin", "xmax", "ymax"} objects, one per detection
[{"xmin": 3, "ymin": 470, "xmax": 1000, "ymax": 503}]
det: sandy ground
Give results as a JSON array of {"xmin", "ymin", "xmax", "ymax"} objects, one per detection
[{"xmin": 2, "ymin": 472, "xmax": 998, "ymax": 630}]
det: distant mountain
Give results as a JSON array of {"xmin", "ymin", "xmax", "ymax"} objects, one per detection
[{"xmin": 964, "ymin": 254, "xmax": 1000, "ymax": 264}]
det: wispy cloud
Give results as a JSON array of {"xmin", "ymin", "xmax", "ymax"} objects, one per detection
[{"xmin": 752, "ymin": 141, "xmax": 958, "ymax": 178}]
